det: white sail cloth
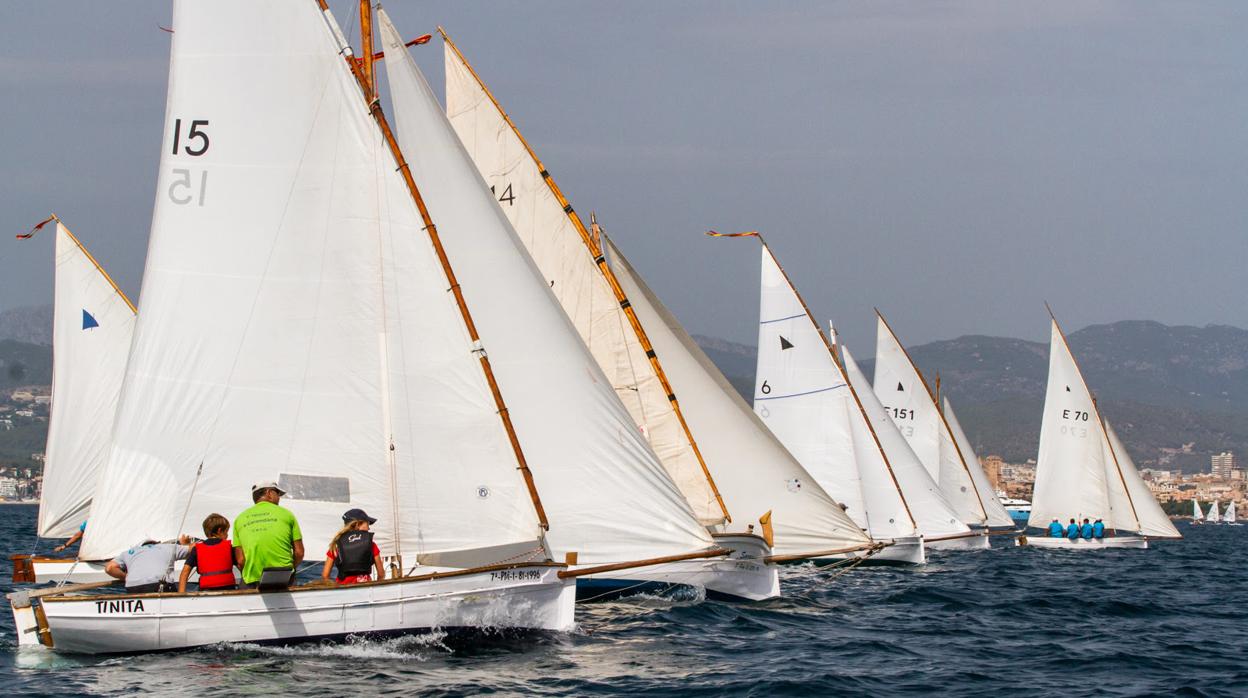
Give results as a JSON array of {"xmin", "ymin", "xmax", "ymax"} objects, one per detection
[
  {"xmin": 440, "ymin": 36, "xmax": 724, "ymax": 526},
  {"xmin": 838, "ymin": 344, "xmax": 970, "ymax": 539},
  {"xmin": 379, "ymin": 11, "xmax": 715, "ymax": 564},
  {"xmin": 1207, "ymin": 501, "xmax": 1222, "ymax": 523},
  {"xmin": 1192, "ymin": 499, "xmax": 1204, "ymax": 520},
  {"xmin": 872, "ymin": 314, "xmax": 1013, "ymax": 527},
  {"xmin": 1225, "ymin": 501, "xmax": 1237, "ymax": 523},
  {"xmin": 751, "ymin": 246, "xmax": 915, "ymax": 541},
  {"xmin": 1027, "ymin": 320, "xmax": 1181, "ymax": 538},
  {"xmin": 605, "ymin": 237, "xmax": 870, "ymax": 556},
  {"xmin": 944, "ymin": 397, "xmax": 1016, "ymax": 527},
  {"xmin": 83, "ymin": 0, "xmax": 545, "ymax": 562},
  {"xmin": 37, "ymin": 223, "xmax": 136, "ymax": 539}
]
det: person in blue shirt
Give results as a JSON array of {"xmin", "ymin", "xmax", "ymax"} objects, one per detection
[
  {"xmin": 55, "ymin": 520, "xmax": 87, "ymax": 554},
  {"xmin": 1047, "ymin": 519, "xmax": 1064, "ymax": 537},
  {"xmin": 1080, "ymin": 518, "xmax": 1094, "ymax": 539},
  {"xmin": 1066, "ymin": 518, "xmax": 1080, "ymax": 540},
  {"xmin": 1092, "ymin": 518, "xmax": 1106, "ymax": 539}
]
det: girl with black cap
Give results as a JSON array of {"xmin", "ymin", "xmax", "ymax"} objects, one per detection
[{"xmin": 321, "ymin": 508, "xmax": 385, "ymax": 585}]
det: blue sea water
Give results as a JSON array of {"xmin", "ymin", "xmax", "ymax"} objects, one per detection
[{"xmin": 1, "ymin": 503, "xmax": 1244, "ymax": 696}]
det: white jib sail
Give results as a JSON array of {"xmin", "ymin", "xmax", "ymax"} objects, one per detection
[
  {"xmin": 943, "ymin": 396, "xmax": 1016, "ymax": 527},
  {"xmin": 1028, "ymin": 319, "xmax": 1140, "ymax": 533},
  {"xmin": 872, "ymin": 315, "xmax": 987, "ymax": 526},
  {"xmin": 380, "ymin": 11, "xmax": 714, "ymax": 564},
  {"xmin": 838, "ymin": 343, "xmax": 970, "ymax": 539},
  {"xmin": 752, "ymin": 246, "xmax": 914, "ymax": 541},
  {"xmin": 441, "ymin": 35, "xmax": 724, "ymax": 526},
  {"xmin": 36, "ymin": 223, "xmax": 137, "ymax": 539},
  {"xmin": 605, "ymin": 236, "xmax": 870, "ymax": 555},
  {"xmin": 1103, "ymin": 421, "xmax": 1181, "ymax": 538},
  {"xmin": 83, "ymin": 0, "xmax": 545, "ymax": 563},
  {"xmin": 1207, "ymin": 501, "xmax": 1221, "ymax": 523},
  {"xmin": 1193, "ymin": 499, "xmax": 1204, "ymax": 520},
  {"xmin": 1226, "ymin": 501, "xmax": 1237, "ymax": 523}
]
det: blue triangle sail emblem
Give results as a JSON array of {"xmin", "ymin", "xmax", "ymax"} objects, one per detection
[{"xmin": 82, "ymin": 309, "xmax": 99, "ymax": 330}]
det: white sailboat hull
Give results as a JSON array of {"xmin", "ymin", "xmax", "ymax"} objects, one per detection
[
  {"xmin": 1017, "ymin": 535, "xmax": 1148, "ymax": 550},
  {"xmin": 817, "ymin": 535, "xmax": 926, "ymax": 566},
  {"xmin": 22, "ymin": 564, "xmax": 575, "ymax": 654},
  {"xmin": 577, "ymin": 535, "xmax": 779, "ymax": 602},
  {"xmin": 926, "ymin": 530, "xmax": 992, "ymax": 551}
]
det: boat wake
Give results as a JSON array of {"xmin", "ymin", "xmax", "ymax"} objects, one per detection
[{"xmin": 216, "ymin": 631, "xmax": 451, "ymax": 661}]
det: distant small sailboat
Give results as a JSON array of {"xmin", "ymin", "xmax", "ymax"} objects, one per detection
[
  {"xmin": 1207, "ymin": 500, "xmax": 1222, "ymax": 524},
  {"xmin": 1021, "ymin": 310, "xmax": 1182, "ymax": 550},
  {"xmin": 10, "ymin": 218, "xmax": 138, "ymax": 585},
  {"xmin": 1224, "ymin": 501, "xmax": 1240, "ymax": 526},
  {"xmin": 1192, "ymin": 499, "xmax": 1205, "ymax": 523}
]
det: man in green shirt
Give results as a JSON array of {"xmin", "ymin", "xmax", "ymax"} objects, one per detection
[{"xmin": 233, "ymin": 481, "xmax": 304, "ymax": 587}]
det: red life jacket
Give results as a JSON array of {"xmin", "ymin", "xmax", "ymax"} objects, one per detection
[{"xmin": 195, "ymin": 539, "xmax": 236, "ymax": 590}]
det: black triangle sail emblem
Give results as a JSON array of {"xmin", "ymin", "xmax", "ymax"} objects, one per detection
[
  {"xmin": 1065, "ymin": 386, "xmax": 1071, "ymax": 392},
  {"xmin": 779, "ymin": 336, "xmax": 794, "ymax": 350},
  {"xmin": 897, "ymin": 382, "xmax": 904, "ymax": 391}
]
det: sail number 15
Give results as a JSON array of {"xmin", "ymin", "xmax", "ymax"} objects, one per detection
[{"xmin": 168, "ymin": 118, "xmax": 210, "ymax": 206}]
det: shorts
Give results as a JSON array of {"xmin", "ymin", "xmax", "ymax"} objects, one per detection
[{"xmin": 336, "ymin": 574, "xmax": 373, "ymax": 585}]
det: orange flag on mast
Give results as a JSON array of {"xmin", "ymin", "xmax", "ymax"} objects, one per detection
[{"xmin": 16, "ymin": 215, "xmax": 55, "ymax": 240}]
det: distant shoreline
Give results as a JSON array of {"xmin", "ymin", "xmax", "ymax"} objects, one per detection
[{"xmin": 0, "ymin": 501, "xmax": 37, "ymax": 506}]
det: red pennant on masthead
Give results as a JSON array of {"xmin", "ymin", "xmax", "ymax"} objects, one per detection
[
  {"xmin": 705, "ymin": 230, "xmax": 760, "ymax": 238},
  {"xmin": 16, "ymin": 216, "xmax": 54, "ymax": 240}
]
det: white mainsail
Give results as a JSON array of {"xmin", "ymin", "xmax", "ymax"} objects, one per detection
[
  {"xmin": 872, "ymin": 313, "xmax": 998, "ymax": 527},
  {"xmin": 1225, "ymin": 500, "xmax": 1237, "ymax": 524},
  {"xmin": 82, "ymin": 0, "xmax": 548, "ymax": 563},
  {"xmin": 838, "ymin": 342, "xmax": 971, "ymax": 540},
  {"xmin": 752, "ymin": 245, "xmax": 916, "ymax": 541},
  {"xmin": 36, "ymin": 222, "xmax": 137, "ymax": 539},
  {"xmin": 1192, "ymin": 499, "xmax": 1204, "ymax": 521},
  {"xmin": 440, "ymin": 31, "xmax": 725, "ymax": 527},
  {"xmin": 1207, "ymin": 500, "xmax": 1222, "ymax": 523},
  {"xmin": 379, "ymin": 11, "xmax": 715, "ymax": 565},
  {"xmin": 604, "ymin": 236, "xmax": 871, "ymax": 556},
  {"xmin": 944, "ymin": 396, "xmax": 1016, "ymax": 527},
  {"xmin": 1027, "ymin": 317, "xmax": 1181, "ymax": 539}
]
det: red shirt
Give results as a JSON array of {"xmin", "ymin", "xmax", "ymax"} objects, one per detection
[{"xmin": 326, "ymin": 542, "xmax": 380, "ymax": 585}]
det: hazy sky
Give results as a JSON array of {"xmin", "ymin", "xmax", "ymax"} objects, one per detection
[{"xmin": 3, "ymin": 2, "xmax": 1246, "ymax": 351}]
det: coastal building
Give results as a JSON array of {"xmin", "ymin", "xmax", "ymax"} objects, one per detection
[
  {"xmin": 0, "ymin": 478, "xmax": 18, "ymax": 499},
  {"xmin": 981, "ymin": 455, "xmax": 1005, "ymax": 489},
  {"xmin": 1212, "ymin": 451, "xmax": 1236, "ymax": 479}
]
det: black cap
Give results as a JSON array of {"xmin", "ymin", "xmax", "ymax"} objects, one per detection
[{"xmin": 342, "ymin": 508, "xmax": 377, "ymax": 525}]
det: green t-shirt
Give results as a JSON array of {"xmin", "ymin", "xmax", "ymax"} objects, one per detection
[{"xmin": 233, "ymin": 501, "xmax": 302, "ymax": 584}]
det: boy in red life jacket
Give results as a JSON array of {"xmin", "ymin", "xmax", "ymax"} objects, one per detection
[
  {"xmin": 321, "ymin": 509, "xmax": 385, "ymax": 585},
  {"xmin": 178, "ymin": 513, "xmax": 238, "ymax": 593}
]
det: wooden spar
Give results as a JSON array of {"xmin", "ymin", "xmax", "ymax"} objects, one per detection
[
  {"xmin": 358, "ymin": 0, "xmax": 375, "ymax": 102},
  {"xmin": 319, "ymin": 1, "xmax": 549, "ymax": 531},
  {"xmin": 875, "ymin": 309, "xmax": 991, "ymax": 524},
  {"xmin": 760, "ymin": 241, "xmax": 918, "ymax": 531},
  {"xmin": 556, "ymin": 547, "xmax": 728, "ymax": 579},
  {"xmin": 1046, "ymin": 306, "xmax": 1143, "ymax": 533},
  {"xmin": 438, "ymin": 29, "xmax": 731, "ymax": 525},
  {"xmin": 51, "ymin": 215, "xmax": 137, "ymax": 314},
  {"xmin": 765, "ymin": 540, "xmax": 887, "ymax": 565}
]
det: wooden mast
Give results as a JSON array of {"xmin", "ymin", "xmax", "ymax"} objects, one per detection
[
  {"xmin": 358, "ymin": 0, "xmax": 375, "ymax": 101},
  {"xmin": 875, "ymin": 309, "xmax": 991, "ymax": 524},
  {"xmin": 439, "ymin": 28, "xmax": 731, "ymax": 525},
  {"xmin": 759, "ymin": 240, "xmax": 918, "ymax": 531},
  {"xmin": 322, "ymin": 0, "xmax": 548, "ymax": 531},
  {"xmin": 1045, "ymin": 305, "xmax": 1143, "ymax": 534}
]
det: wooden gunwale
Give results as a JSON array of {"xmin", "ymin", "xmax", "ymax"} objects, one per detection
[{"xmin": 557, "ymin": 547, "xmax": 729, "ymax": 579}]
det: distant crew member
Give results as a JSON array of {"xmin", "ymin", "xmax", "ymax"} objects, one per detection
[
  {"xmin": 54, "ymin": 520, "xmax": 87, "ymax": 554},
  {"xmin": 1080, "ymin": 518, "xmax": 1094, "ymax": 539},
  {"xmin": 1047, "ymin": 519, "xmax": 1064, "ymax": 537},
  {"xmin": 322, "ymin": 509, "xmax": 385, "ymax": 585},
  {"xmin": 179, "ymin": 513, "xmax": 238, "ymax": 593},
  {"xmin": 1066, "ymin": 518, "xmax": 1080, "ymax": 540},
  {"xmin": 105, "ymin": 536, "xmax": 193, "ymax": 593},
  {"xmin": 233, "ymin": 480, "xmax": 304, "ymax": 589},
  {"xmin": 1092, "ymin": 518, "xmax": 1106, "ymax": 539}
]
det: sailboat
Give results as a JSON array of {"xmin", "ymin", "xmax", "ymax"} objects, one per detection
[
  {"xmin": 438, "ymin": 28, "xmax": 878, "ymax": 576},
  {"xmin": 12, "ymin": 0, "xmax": 588, "ymax": 654},
  {"xmin": 9, "ymin": 219, "xmax": 139, "ymax": 585},
  {"xmin": 378, "ymin": 12, "xmax": 770, "ymax": 602},
  {"xmin": 1192, "ymin": 499, "xmax": 1205, "ymax": 523},
  {"xmin": 1020, "ymin": 312, "xmax": 1182, "ymax": 549},
  {"xmin": 1224, "ymin": 501, "xmax": 1240, "ymax": 525},
  {"xmin": 872, "ymin": 312, "xmax": 1016, "ymax": 536},
  {"xmin": 747, "ymin": 239, "xmax": 975, "ymax": 563},
  {"xmin": 1207, "ymin": 500, "xmax": 1222, "ymax": 524}
]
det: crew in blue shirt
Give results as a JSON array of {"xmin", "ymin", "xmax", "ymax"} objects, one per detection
[
  {"xmin": 1066, "ymin": 518, "xmax": 1080, "ymax": 540},
  {"xmin": 1080, "ymin": 518, "xmax": 1094, "ymax": 539},
  {"xmin": 1047, "ymin": 519, "xmax": 1064, "ymax": 537},
  {"xmin": 1092, "ymin": 518, "xmax": 1105, "ymax": 539}
]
